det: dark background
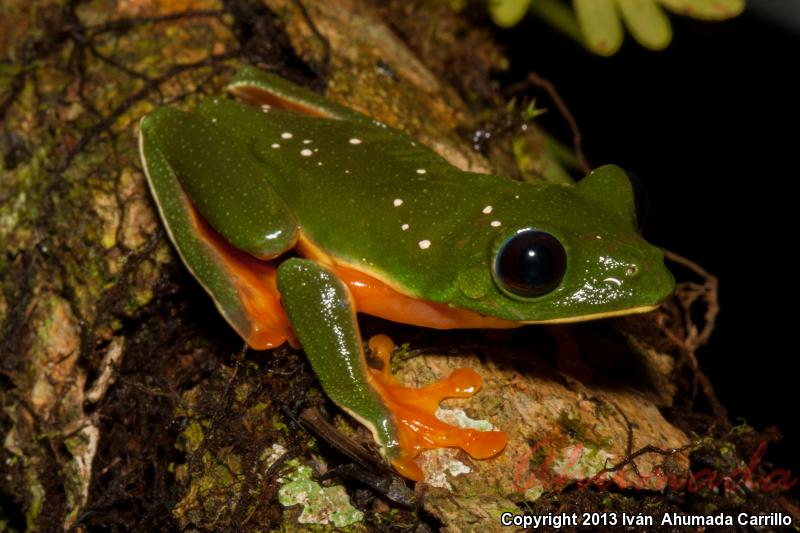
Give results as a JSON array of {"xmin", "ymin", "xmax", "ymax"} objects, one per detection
[{"xmin": 496, "ymin": 5, "xmax": 799, "ymax": 488}]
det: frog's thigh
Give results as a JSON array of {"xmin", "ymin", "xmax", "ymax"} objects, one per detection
[
  {"xmin": 276, "ymin": 258, "xmax": 399, "ymax": 454},
  {"xmin": 140, "ymin": 107, "xmax": 298, "ymax": 259},
  {"xmin": 140, "ymin": 121, "xmax": 294, "ymax": 349},
  {"xmin": 226, "ymin": 67, "xmax": 372, "ymax": 123}
]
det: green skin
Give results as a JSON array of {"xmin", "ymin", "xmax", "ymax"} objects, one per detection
[{"xmin": 138, "ymin": 67, "xmax": 675, "ymax": 463}]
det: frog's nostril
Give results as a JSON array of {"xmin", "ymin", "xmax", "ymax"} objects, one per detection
[{"xmin": 625, "ymin": 265, "xmax": 639, "ymax": 277}]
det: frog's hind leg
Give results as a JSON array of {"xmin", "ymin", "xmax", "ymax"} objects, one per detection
[
  {"xmin": 226, "ymin": 66, "xmax": 372, "ymax": 123},
  {"xmin": 276, "ymin": 259, "xmax": 506, "ymax": 481},
  {"xmin": 140, "ymin": 106, "xmax": 299, "ymax": 260},
  {"xmin": 139, "ymin": 117, "xmax": 296, "ymax": 349}
]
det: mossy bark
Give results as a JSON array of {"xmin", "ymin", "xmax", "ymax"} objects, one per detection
[{"xmin": 1, "ymin": 1, "xmax": 795, "ymax": 531}]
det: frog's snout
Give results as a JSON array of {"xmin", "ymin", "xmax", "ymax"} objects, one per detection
[
  {"xmin": 591, "ymin": 240, "xmax": 675, "ymax": 309},
  {"xmin": 633, "ymin": 249, "xmax": 676, "ymax": 306}
]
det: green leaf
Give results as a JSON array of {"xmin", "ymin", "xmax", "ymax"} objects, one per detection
[
  {"xmin": 529, "ymin": 0, "xmax": 586, "ymax": 46},
  {"xmin": 658, "ymin": 0, "xmax": 745, "ymax": 20},
  {"xmin": 574, "ymin": 0, "xmax": 624, "ymax": 56},
  {"xmin": 489, "ymin": 0, "xmax": 532, "ymax": 27},
  {"xmin": 617, "ymin": 0, "xmax": 673, "ymax": 50}
]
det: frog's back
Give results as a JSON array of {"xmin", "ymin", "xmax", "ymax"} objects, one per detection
[{"xmin": 201, "ymin": 99, "xmax": 539, "ymax": 300}]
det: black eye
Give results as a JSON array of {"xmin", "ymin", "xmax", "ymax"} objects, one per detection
[{"xmin": 494, "ymin": 230, "xmax": 566, "ymax": 298}]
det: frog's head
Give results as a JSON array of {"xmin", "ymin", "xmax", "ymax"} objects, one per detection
[{"xmin": 453, "ymin": 165, "xmax": 675, "ymax": 323}]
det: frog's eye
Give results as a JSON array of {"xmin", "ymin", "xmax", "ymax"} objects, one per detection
[{"xmin": 493, "ymin": 230, "xmax": 566, "ymax": 298}]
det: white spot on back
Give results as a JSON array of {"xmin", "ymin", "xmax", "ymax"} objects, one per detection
[
  {"xmin": 401, "ymin": 224, "xmax": 409, "ymax": 231},
  {"xmin": 491, "ymin": 220, "xmax": 502, "ymax": 227},
  {"xmin": 349, "ymin": 138, "xmax": 362, "ymax": 145},
  {"xmin": 303, "ymin": 139, "xmax": 312, "ymax": 144},
  {"xmin": 393, "ymin": 198, "xmax": 403, "ymax": 207},
  {"xmin": 482, "ymin": 205, "xmax": 493, "ymax": 214},
  {"xmin": 416, "ymin": 168, "xmax": 426, "ymax": 175},
  {"xmin": 300, "ymin": 149, "xmax": 313, "ymax": 157},
  {"xmin": 418, "ymin": 239, "xmax": 431, "ymax": 250},
  {"xmin": 281, "ymin": 132, "xmax": 293, "ymax": 139},
  {"xmin": 271, "ymin": 143, "xmax": 280, "ymax": 149}
]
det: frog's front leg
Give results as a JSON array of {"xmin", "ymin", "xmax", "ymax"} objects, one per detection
[{"xmin": 277, "ymin": 258, "xmax": 507, "ymax": 481}]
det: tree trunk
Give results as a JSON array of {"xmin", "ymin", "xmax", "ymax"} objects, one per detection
[{"xmin": 1, "ymin": 0, "xmax": 795, "ymax": 531}]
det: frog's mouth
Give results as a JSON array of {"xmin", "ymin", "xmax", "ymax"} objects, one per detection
[{"xmin": 519, "ymin": 303, "xmax": 662, "ymax": 324}]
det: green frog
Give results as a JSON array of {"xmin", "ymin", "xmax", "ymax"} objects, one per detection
[{"xmin": 138, "ymin": 67, "xmax": 675, "ymax": 480}]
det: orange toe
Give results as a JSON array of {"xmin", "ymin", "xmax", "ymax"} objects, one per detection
[{"xmin": 366, "ymin": 335, "xmax": 507, "ymax": 480}]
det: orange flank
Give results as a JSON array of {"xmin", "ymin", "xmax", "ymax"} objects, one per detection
[
  {"xmin": 366, "ymin": 335, "xmax": 507, "ymax": 481},
  {"xmin": 295, "ymin": 233, "xmax": 521, "ymax": 330},
  {"xmin": 332, "ymin": 265, "xmax": 521, "ymax": 330},
  {"xmin": 191, "ymin": 208, "xmax": 296, "ymax": 350},
  {"xmin": 193, "ymin": 215, "xmax": 518, "ymax": 349}
]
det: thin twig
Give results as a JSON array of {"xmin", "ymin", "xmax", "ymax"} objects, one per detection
[
  {"xmin": 594, "ymin": 441, "xmax": 697, "ymax": 480},
  {"xmin": 663, "ymin": 248, "xmax": 720, "ymax": 350},
  {"xmin": 291, "ymin": 0, "xmax": 330, "ymax": 78},
  {"xmin": 657, "ymin": 249, "xmax": 726, "ymax": 420},
  {"xmin": 57, "ymin": 49, "xmax": 242, "ymax": 172},
  {"xmin": 507, "ymin": 72, "xmax": 591, "ymax": 174},
  {"xmin": 87, "ymin": 41, "xmax": 154, "ymax": 83},
  {"xmin": 86, "ymin": 10, "xmax": 223, "ymax": 37}
]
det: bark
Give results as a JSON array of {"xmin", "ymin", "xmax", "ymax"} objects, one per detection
[{"xmin": 0, "ymin": 0, "xmax": 795, "ymax": 531}]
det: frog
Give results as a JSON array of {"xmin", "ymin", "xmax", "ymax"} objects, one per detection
[{"xmin": 138, "ymin": 66, "xmax": 675, "ymax": 481}]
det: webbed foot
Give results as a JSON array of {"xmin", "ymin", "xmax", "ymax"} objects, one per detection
[{"xmin": 366, "ymin": 335, "xmax": 507, "ymax": 480}]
